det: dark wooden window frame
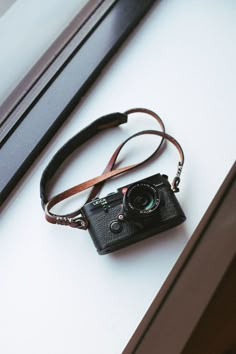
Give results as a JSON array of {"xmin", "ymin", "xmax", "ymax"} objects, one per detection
[
  {"xmin": 0, "ymin": 0, "xmax": 158, "ymax": 206},
  {"xmin": 123, "ymin": 162, "xmax": 236, "ymax": 354}
]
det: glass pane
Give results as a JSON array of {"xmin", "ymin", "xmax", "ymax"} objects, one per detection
[
  {"xmin": 0, "ymin": 0, "xmax": 90, "ymax": 104},
  {"xmin": 0, "ymin": 0, "xmax": 17, "ymax": 17}
]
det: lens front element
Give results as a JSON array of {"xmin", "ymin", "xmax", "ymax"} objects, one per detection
[
  {"xmin": 124, "ymin": 182, "xmax": 160, "ymax": 217},
  {"xmin": 129, "ymin": 189, "xmax": 155, "ymax": 211}
]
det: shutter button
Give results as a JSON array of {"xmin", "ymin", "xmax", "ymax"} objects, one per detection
[{"xmin": 110, "ymin": 221, "xmax": 123, "ymax": 233}]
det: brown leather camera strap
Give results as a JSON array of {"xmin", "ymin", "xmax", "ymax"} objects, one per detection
[
  {"xmin": 85, "ymin": 107, "xmax": 166, "ymax": 202},
  {"xmin": 40, "ymin": 108, "xmax": 184, "ymax": 229}
]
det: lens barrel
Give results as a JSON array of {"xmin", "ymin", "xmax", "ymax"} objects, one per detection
[{"xmin": 123, "ymin": 182, "xmax": 160, "ymax": 218}]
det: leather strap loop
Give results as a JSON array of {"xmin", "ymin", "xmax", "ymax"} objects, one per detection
[
  {"xmin": 85, "ymin": 108, "xmax": 166, "ymax": 203},
  {"xmin": 40, "ymin": 112, "xmax": 128, "ymax": 208},
  {"xmin": 40, "ymin": 108, "xmax": 165, "ymax": 207},
  {"xmin": 40, "ymin": 108, "xmax": 184, "ymax": 229}
]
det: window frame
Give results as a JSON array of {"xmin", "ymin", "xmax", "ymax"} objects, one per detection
[{"xmin": 0, "ymin": 0, "xmax": 157, "ymax": 206}]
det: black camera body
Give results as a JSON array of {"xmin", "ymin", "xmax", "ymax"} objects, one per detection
[{"xmin": 81, "ymin": 173, "xmax": 186, "ymax": 254}]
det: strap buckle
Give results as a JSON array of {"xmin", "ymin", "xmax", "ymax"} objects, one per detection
[
  {"xmin": 70, "ymin": 216, "xmax": 88, "ymax": 230},
  {"xmin": 55, "ymin": 215, "xmax": 88, "ymax": 229},
  {"xmin": 172, "ymin": 176, "xmax": 180, "ymax": 193},
  {"xmin": 172, "ymin": 162, "xmax": 183, "ymax": 193}
]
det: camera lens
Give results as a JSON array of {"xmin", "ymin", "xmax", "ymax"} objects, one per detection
[{"xmin": 123, "ymin": 182, "xmax": 160, "ymax": 218}]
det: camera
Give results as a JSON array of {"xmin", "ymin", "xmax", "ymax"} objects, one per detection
[{"xmin": 81, "ymin": 173, "xmax": 186, "ymax": 254}]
